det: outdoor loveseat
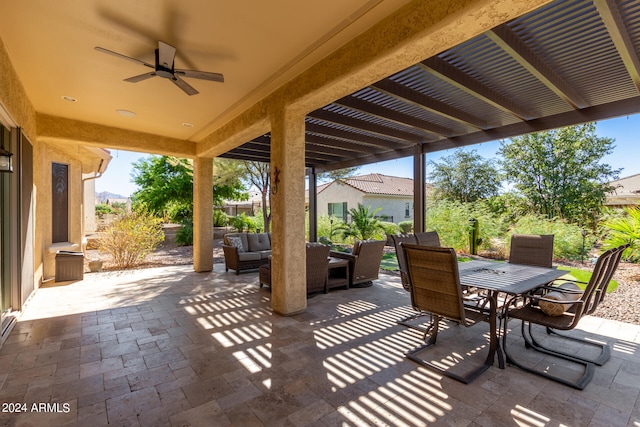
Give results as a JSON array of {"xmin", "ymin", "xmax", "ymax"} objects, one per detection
[{"xmin": 222, "ymin": 232, "xmax": 271, "ymax": 274}]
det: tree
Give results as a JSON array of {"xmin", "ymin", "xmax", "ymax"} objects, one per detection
[
  {"xmin": 131, "ymin": 156, "xmax": 247, "ymax": 222},
  {"xmin": 337, "ymin": 204, "xmax": 385, "ymax": 241},
  {"xmin": 427, "ymin": 149, "xmax": 502, "ymax": 202},
  {"xmin": 499, "ymin": 123, "xmax": 620, "ymax": 227},
  {"xmin": 240, "ymin": 161, "xmax": 271, "ymax": 232}
]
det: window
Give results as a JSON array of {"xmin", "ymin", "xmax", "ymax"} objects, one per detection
[
  {"xmin": 52, "ymin": 163, "xmax": 69, "ymax": 243},
  {"xmin": 405, "ymin": 202, "xmax": 411, "ymax": 218},
  {"xmin": 328, "ymin": 202, "xmax": 348, "ymax": 222}
]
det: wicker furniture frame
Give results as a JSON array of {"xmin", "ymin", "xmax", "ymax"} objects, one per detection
[
  {"xmin": 402, "ymin": 244, "xmax": 498, "ymax": 384},
  {"xmin": 329, "ymin": 239, "xmax": 385, "ymax": 287},
  {"xmin": 222, "ymin": 233, "xmax": 271, "ymax": 275},
  {"xmin": 259, "ymin": 243, "xmax": 330, "ymax": 296}
]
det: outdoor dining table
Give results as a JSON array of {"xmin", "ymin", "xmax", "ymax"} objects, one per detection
[{"xmin": 456, "ymin": 259, "xmax": 568, "ymax": 368}]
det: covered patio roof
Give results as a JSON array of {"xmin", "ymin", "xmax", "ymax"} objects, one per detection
[{"xmin": 221, "ymin": 0, "xmax": 640, "ymax": 172}]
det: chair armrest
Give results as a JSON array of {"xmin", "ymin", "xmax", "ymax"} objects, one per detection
[
  {"xmin": 329, "ymin": 251, "xmax": 356, "ymax": 261},
  {"xmin": 222, "ymin": 245, "xmax": 239, "ymax": 259}
]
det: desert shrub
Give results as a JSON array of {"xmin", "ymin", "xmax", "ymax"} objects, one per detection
[
  {"xmin": 424, "ymin": 199, "xmax": 505, "ymax": 254},
  {"xmin": 166, "ymin": 201, "xmax": 192, "ymax": 223},
  {"xmin": 380, "ymin": 221, "xmax": 400, "ymax": 236},
  {"xmin": 510, "ymin": 214, "xmax": 590, "ymax": 260},
  {"xmin": 95, "ymin": 203, "xmax": 113, "ymax": 218},
  {"xmin": 398, "ymin": 220, "xmax": 413, "ymax": 234},
  {"xmin": 175, "ymin": 219, "xmax": 193, "ymax": 246},
  {"xmin": 97, "ymin": 210, "xmax": 164, "ymax": 269},
  {"xmin": 213, "ymin": 209, "xmax": 228, "ymax": 227},
  {"xmin": 229, "ymin": 213, "xmax": 258, "ymax": 232},
  {"xmin": 315, "ymin": 215, "xmax": 347, "ymax": 244},
  {"xmin": 601, "ymin": 206, "xmax": 640, "ymax": 262}
]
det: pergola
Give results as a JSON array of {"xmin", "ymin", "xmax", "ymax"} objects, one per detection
[{"xmin": 220, "ymin": 0, "xmax": 640, "ymax": 236}]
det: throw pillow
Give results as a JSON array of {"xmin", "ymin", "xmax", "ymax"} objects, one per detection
[
  {"xmin": 227, "ymin": 236, "xmax": 245, "ymax": 253},
  {"xmin": 539, "ymin": 282, "xmax": 582, "ymax": 316}
]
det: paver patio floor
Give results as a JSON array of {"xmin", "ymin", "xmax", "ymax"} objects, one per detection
[{"xmin": 1, "ymin": 264, "xmax": 639, "ymax": 426}]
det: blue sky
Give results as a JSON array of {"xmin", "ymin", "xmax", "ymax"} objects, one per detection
[{"xmin": 95, "ymin": 114, "xmax": 640, "ymax": 197}]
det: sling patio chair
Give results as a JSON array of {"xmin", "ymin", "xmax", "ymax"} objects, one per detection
[
  {"xmin": 392, "ymin": 232, "xmax": 441, "ymax": 331},
  {"xmin": 509, "ymin": 234, "xmax": 555, "ymax": 268},
  {"xmin": 402, "ymin": 244, "xmax": 498, "ymax": 384},
  {"xmin": 501, "ymin": 244, "xmax": 628, "ymax": 389}
]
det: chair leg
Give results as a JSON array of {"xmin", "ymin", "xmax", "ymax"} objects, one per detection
[
  {"xmin": 406, "ymin": 315, "xmax": 495, "ymax": 384},
  {"xmin": 397, "ymin": 310, "xmax": 433, "ymax": 332},
  {"xmin": 503, "ymin": 318, "xmax": 595, "ymax": 390},
  {"xmin": 519, "ymin": 322, "xmax": 610, "ymax": 366},
  {"xmin": 542, "ymin": 327, "xmax": 611, "ymax": 366}
]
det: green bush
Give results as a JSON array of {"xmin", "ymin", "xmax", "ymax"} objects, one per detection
[
  {"xmin": 510, "ymin": 214, "xmax": 591, "ymax": 260},
  {"xmin": 316, "ymin": 215, "xmax": 347, "ymax": 244},
  {"xmin": 95, "ymin": 203, "xmax": 113, "ymax": 218},
  {"xmin": 602, "ymin": 206, "xmax": 640, "ymax": 261},
  {"xmin": 229, "ymin": 213, "xmax": 258, "ymax": 232},
  {"xmin": 213, "ymin": 209, "xmax": 228, "ymax": 227},
  {"xmin": 97, "ymin": 210, "xmax": 164, "ymax": 269},
  {"xmin": 166, "ymin": 201, "xmax": 192, "ymax": 223},
  {"xmin": 175, "ymin": 219, "xmax": 193, "ymax": 246},
  {"xmin": 380, "ymin": 221, "xmax": 400, "ymax": 237},
  {"xmin": 398, "ymin": 220, "xmax": 413, "ymax": 234}
]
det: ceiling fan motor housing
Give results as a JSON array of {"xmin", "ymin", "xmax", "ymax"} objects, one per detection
[{"xmin": 154, "ymin": 48, "xmax": 174, "ymax": 79}]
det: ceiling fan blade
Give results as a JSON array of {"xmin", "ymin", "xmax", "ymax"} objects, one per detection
[
  {"xmin": 95, "ymin": 46, "xmax": 154, "ymax": 69},
  {"xmin": 175, "ymin": 69, "xmax": 224, "ymax": 83},
  {"xmin": 158, "ymin": 41, "xmax": 177, "ymax": 69},
  {"xmin": 124, "ymin": 72, "xmax": 156, "ymax": 83},
  {"xmin": 171, "ymin": 76, "xmax": 198, "ymax": 95}
]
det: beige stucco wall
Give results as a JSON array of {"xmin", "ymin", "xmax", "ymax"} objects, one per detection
[
  {"xmin": 362, "ymin": 195, "xmax": 413, "ymax": 224},
  {"xmin": 40, "ymin": 143, "xmax": 85, "ymax": 280}
]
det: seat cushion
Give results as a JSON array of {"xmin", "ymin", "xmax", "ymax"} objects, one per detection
[
  {"xmin": 257, "ymin": 250, "xmax": 272, "ymax": 259},
  {"xmin": 238, "ymin": 252, "xmax": 261, "ymax": 262},
  {"xmin": 247, "ymin": 233, "xmax": 271, "ymax": 252}
]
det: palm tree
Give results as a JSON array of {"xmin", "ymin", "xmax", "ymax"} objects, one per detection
[
  {"xmin": 603, "ymin": 206, "xmax": 640, "ymax": 261},
  {"xmin": 339, "ymin": 204, "xmax": 385, "ymax": 241}
]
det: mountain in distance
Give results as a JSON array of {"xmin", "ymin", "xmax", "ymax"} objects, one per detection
[{"xmin": 96, "ymin": 191, "xmax": 128, "ymax": 203}]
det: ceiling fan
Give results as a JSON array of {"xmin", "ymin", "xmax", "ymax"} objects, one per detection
[{"xmin": 95, "ymin": 41, "xmax": 224, "ymax": 95}]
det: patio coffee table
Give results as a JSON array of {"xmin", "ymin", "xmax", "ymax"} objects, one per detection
[{"xmin": 326, "ymin": 257, "xmax": 350, "ymax": 292}]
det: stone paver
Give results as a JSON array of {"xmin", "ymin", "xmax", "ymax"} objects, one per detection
[{"xmin": 0, "ymin": 264, "xmax": 638, "ymax": 426}]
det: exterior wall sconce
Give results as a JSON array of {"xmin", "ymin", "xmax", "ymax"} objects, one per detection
[{"xmin": 0, "ymin": 144, "xmax": 13, "ymax": 173}]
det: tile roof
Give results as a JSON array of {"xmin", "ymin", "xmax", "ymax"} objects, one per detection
[
  {"xmin": 609, "ymin": 173, "xmax": 640, "ymax": 196},
  {"xmin": 334, "ymin": 173, "xmax": 415, "ymax": 196}
]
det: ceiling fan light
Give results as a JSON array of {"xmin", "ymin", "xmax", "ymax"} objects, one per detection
[{"xmin": 116, "ymin": 109, "xmax": 137, "ymax": 117}]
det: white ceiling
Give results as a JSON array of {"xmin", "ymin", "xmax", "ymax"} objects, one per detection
[{"xmin": 0, "ymin": 0, "xmax": 412, "ymax": 142}]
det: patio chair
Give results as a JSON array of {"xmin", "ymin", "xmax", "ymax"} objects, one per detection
[
  {"xmin": 391, "ymin": 232, "xmax": 440, "ymax": 330},
  {"xmin": 330, "ymin": 239, "xmax": 385, "ymax": 287},
  {"xmin": 501, "ymin": 244, "xmax": 628, "ymax": 389},
  {"xmin": 509, "ymin": 234, "xmax": 555, "ymax": 268},
  {"xmin": 402, "ymin": 244, "xmax": 498, "ymax": 384},
  {"xmin": 259, "ymin": 243, "xmax": 330, "ymax": 296}
]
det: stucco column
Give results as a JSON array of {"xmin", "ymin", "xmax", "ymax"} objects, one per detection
[
  {"xmin": 193, "ymin": 156, "xmax": 213, "ymax": 272},
  {"xmin": 270, "ymin": 109, "xmax": 307, "ymax": 315}
]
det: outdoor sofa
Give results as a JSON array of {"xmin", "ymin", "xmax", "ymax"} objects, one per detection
[{"xmin": 222, "ymin": 232, "xmax": 271, "ymax": 274}]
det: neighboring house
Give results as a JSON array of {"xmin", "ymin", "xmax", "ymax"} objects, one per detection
[
  {"xmin": 221, "ymin": 191, "xmax": 263, "ymax": 217},
  {"xmin": 317, "ymin": 174, "xmax": 425, "ymax": 224},
  {"xmin": 606, "ymin": 174, "xmax": 640, "ymax": 207}
]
